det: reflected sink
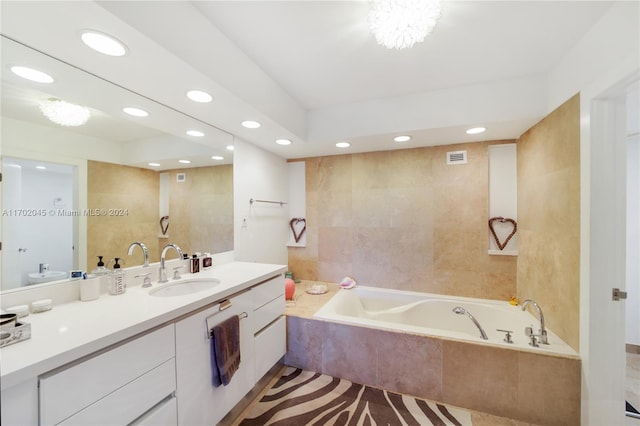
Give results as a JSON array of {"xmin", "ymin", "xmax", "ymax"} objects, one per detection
[
  {"xmin": 27, "ymin": 270, "xmax": 67, "ymax": 284},
  {"xmin": 149, "ymin": 279, "xmax": 221, "ymax": 297}
]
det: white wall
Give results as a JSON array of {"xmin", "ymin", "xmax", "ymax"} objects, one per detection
[
  {"xmin": 547, "ymin": 1, "xmax": 640, "ymax": 113},
  {"xmin": 233, "ymin": 138, "xmax": 289, "ymax": 265},
  {"xmin": 626, "ymin": 84, "xmax": 640, "ymax": 347}
]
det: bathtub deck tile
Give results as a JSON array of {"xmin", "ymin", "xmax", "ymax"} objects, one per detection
[
  {"xmin": 377, "ymin": 332, "xmax": 443, "ymax": 402},
  {"xmin": 321, "ymin": 322, "xmax": 381, "ymax": 389},
  {"xmin": 284, "ymin": 316, "xmax": 326, "ymax": 373},
  {"xmin": 516, "ymin": 352, "xmax": 581, "ymax": 426},
  {"xmin": 442, "ymin": 340, "xmax": 519, "ymax": 419}
]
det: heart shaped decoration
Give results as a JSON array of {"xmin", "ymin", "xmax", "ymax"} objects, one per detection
[
  {"xmin": 289, "ymin": 217, "xmax": 306, "ymax": 243},
  {"xmin": 488, "ymin": 217, "xmax": 517, "ymax": 251},
  {"xmin": 160, "ymin": 215, "xmax": 170, "ymax": 235}
]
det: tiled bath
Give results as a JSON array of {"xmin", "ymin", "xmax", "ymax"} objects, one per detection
[{"xmin": 284, "ymin": 282, "xmax": 581, "ymax": 426}]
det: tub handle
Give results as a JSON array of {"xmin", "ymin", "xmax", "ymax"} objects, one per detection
[{"xmin": 497, "ymin": 329, "xmax": 514, "ymax": 344}]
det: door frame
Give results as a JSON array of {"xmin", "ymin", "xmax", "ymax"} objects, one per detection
[{"xmin": 581, "ymin": 55, "xmax": 639, "ymax": 424}]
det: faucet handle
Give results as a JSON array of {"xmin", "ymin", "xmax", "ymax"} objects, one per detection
[
  {"xmin": 525, "ymin": 326, "xmax": 540, "ymax": 347},
  {"xmin": 497, "ymin": 329, "xmax": 514, "ymax": 344},
  {"xmin": 135, "ymin": 272, "xmax": 152, "ymax": 288},
  {"xmin": 172, "ymin": 266, "xmax": 183, "ymax": 280}
]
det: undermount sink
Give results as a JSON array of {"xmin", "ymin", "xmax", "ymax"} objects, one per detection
[
  {"xmin": 27, "ymin": 270, "xmax": 67, "ymax": 284},
  {"xmin": 149, "ymin": 279, "xmax": 221, "ymax": 297}
]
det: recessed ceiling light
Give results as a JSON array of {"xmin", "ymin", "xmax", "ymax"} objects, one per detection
[
  {"xmin": 39, "ymin": 99, "xmax": 91, "ymax": 127},
  {"xmin": 81, "ymin": 31, "xmax": 127, "ymax": 56},
  {"xmin": 178, "ymin": 159, "xmax": 191, "ymax": 164},
  {"xmin": 241, "ymin": 120, "xmax": 261, "ymax": 129},
  {"xmin": 123, "ymin": 107, "xmax": 148, "ymax": 117},
  {"xmin": 186, "ymin": 90, "xmax": 213, "ymax": 103},
  {"xmin": 186, "ymin": 130, "xmax": 205, "ymax": 137},
  {"xmin": 276, "ymin": 139, "xmax": 292, "ymax": 146},
  {"xmin": 211, "ymin": 156, "xmax": 224, "ymax": 161},
  {"xmin": 148, "ymin": 162, "xmax": 161, "ymax": 167},
  {"xmin": 394, "ymin": 135, "xmax": 411, "ymax": 142},
  {"xmin": 466, "ymin": 127, "xmax": 486, "ymax": 135},
  {"xmin": 336, "ymin": 142, "xmax": 351, "ymax": 148},
  {"xmin": 36, "ymin": 165, "xmax": 47, "ymax": 170},
  {"xmin": 226, "ymin": 145, "xmax": 235, "ymax": 151},
  {"xmin": 11, "ymin": 66, "xmax": 54, "ymax": 83}
]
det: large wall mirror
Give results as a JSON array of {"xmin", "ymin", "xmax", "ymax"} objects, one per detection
[{"xmin": 1, "ymin": 36, "xmax": 235, "ymax": 292}]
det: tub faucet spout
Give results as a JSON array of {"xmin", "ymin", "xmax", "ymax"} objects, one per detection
[
  {"xmin": 453, "ymin": 307, "xmax": 488, "ymax": 340},
  {"xmin": 521, "ymin": 299, "xmax": 548, "ymax": 344}
]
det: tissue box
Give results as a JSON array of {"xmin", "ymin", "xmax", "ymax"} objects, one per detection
[{"xmin": 0, "ymin": 321, "xmax": 31, "ymax": 348}]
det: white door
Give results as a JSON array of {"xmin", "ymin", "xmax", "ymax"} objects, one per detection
[{"xmin": 586, "ymin": 77, "xmax": 638, "ymax": 425}]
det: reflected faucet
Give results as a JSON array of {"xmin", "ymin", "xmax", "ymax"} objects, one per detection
[
  {"xmin": 521, "ymin": 299, "xmax": 548, "ymax": 344},
  {"xmin": 453, "ymin": 306, "xmax": 488, "ymax": 340},
  {"xmin": 127, "ymin": 241, "xmax": 149, "ymax": 267},
  {"xmin": 158, "ymin": 243, "xmax": 184, "ymax": 284}
]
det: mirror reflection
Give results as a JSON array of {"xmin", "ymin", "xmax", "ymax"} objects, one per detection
[{"xmin": 1, "ymin": 37, "xmax": 234, "ymax": 291}]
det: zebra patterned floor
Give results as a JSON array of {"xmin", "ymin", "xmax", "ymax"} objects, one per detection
[{"xmin": 239, "ymin": 367, "xmax": 472, "ymax": 426}]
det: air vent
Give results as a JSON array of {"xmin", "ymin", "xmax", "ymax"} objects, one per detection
[{"xmin": 447, "ymin": 150, "xmax": 467, "ymax": 165}]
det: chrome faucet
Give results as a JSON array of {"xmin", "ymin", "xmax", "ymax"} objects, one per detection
[
  {"xmin": 127, "ymin": 241, "xmax": 149, "ymax": 267},
  {"xmin": 453, "ymin": 307, "xmax": 488, "ymax": 340},
  {"xmin": 158, "ymin": 243, "xmax": 184, "ymax": 283},
  {"xmin": 521, "ymin": 299, "xmax": 548, "ymax": 344},
  {"xmin": 39, "ymin": 263, "xmax": 49, "ymax": 274}
]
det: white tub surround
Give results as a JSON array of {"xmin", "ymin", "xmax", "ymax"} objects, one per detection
[
  {"xmin": 0, "ymin": 261, "xmax": 287, "ymax": 425},
  {"xmin": 315, "ymin": 286, "xmax": 578, "ymax": 358}
]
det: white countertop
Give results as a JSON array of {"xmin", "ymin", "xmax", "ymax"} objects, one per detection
[{"xmin": 0, "ymin": 261, "xmax": 286, "ymax": 390}]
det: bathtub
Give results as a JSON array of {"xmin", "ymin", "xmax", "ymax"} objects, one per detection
[{"xmin": 314, "ymin": 286, "xmax": 577, "ymax": 356}]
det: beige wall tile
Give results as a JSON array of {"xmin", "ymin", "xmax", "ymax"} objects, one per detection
[
  {"xmin": 87, "ymin": 161, "xmax": 233, "ymax": 269},
  {"xmin": 517, "ymin": 94, "xmax": 580, "ymax": 351},
  {"xmin": 289, "ymin": 141, "xmax": 518, "ymax": 300}
]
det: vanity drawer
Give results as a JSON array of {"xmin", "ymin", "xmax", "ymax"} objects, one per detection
[
  {"xmin": 40, "ymin": 325, "xmax": 175, "ymax": 425},
  {"xmin": 132, "ymin": 396, "xmax": 177, "ymax": 426},
  {"xmin": 253, "ymin": 295, "xmax": 285, "ymax": 333},
  {"xmin": 59, "ymin": 359, "xmax": 176, "ymax": 425},
  {"xmin": 252, "ymin": 274, "xmax": 284, "ymax": 309},
  {"xmin": 254, "ymin": 316, "xmax": 286, "ymax": 380}
]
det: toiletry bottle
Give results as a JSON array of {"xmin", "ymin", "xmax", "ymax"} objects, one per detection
[
  {"xmin": 92, "ymin": 256, "xmax": 110, "ymax": 276},
  {"xmin": 190, "ymin": 254, "xmax": 200, "ymax": 273},
  {"xmin": 110, "ymin": 258, "xmax": 126, "ymax": 295},
  {"xmin": 202, "ymin": 253, "xmax": 213, "ymax": 270}
]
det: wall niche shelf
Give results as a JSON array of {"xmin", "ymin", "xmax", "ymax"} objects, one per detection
[{"xmin": 488, "ymin": 143, "xmax": 518, "ymax": 256}]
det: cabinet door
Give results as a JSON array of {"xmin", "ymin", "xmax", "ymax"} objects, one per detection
[
  {"xmin": 254, "ymin": 316, "xmax": 286, "ymax": 380},
  {"xmin": 175, "ymin": 292, "xmax": 254, "ymax": 426}
]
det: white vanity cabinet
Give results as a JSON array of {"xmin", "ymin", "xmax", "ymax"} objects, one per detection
[
  {"xmin": 39, "ymin": 325, "xmax": 176, "ymax": 425},
  {"xmin": 174, "ymin": 273, "xmax": 286, "ymax": 426},
  {"xmin": 251, "ymin": 274, "xmax": 286, "ymax": 381},
  {"xmin": 175, "ymin": 291, "xmax": 254, "ymax": 426}
]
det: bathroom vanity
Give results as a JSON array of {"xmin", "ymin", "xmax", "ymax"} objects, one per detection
[{"xmin": 0, "ymin": 261, "xmax": 287, "ymax": 425}]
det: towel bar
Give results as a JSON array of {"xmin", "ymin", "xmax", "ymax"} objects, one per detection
[{"xmin": 205, "ymin": 311, "xmax": 248, "ymax": 339}]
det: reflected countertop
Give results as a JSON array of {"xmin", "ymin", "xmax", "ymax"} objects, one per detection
[{"xmin": 0, "ymin": 261, "xmax": 286, "ymax": 390}]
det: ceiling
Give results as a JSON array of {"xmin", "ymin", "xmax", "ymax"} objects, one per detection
[{"xmin": 1, "ymin": 1, "xmax": 616, "ymax": 159}]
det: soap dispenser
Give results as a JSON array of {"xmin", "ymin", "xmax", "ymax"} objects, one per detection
[
  {"xmin": 109, "ymin": 258, "xmax": 126, "ymax": 295},
  {"xmin": 92, "ymin": 256, "xmax": 110, "ymax": 276}
]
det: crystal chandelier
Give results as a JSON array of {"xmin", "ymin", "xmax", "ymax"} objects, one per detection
[
  {"xmin": 368, "ymin": 0, "xmax": 442, "ymax": 50},
  {"xmin": 39, "ymin": 99, "xmax": 91, "ymax": 127}
]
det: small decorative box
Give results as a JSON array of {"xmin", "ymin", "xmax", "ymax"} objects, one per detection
[{"xmin": 0, "ymin": 322, "xmax": 31, "ymax": 348}]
